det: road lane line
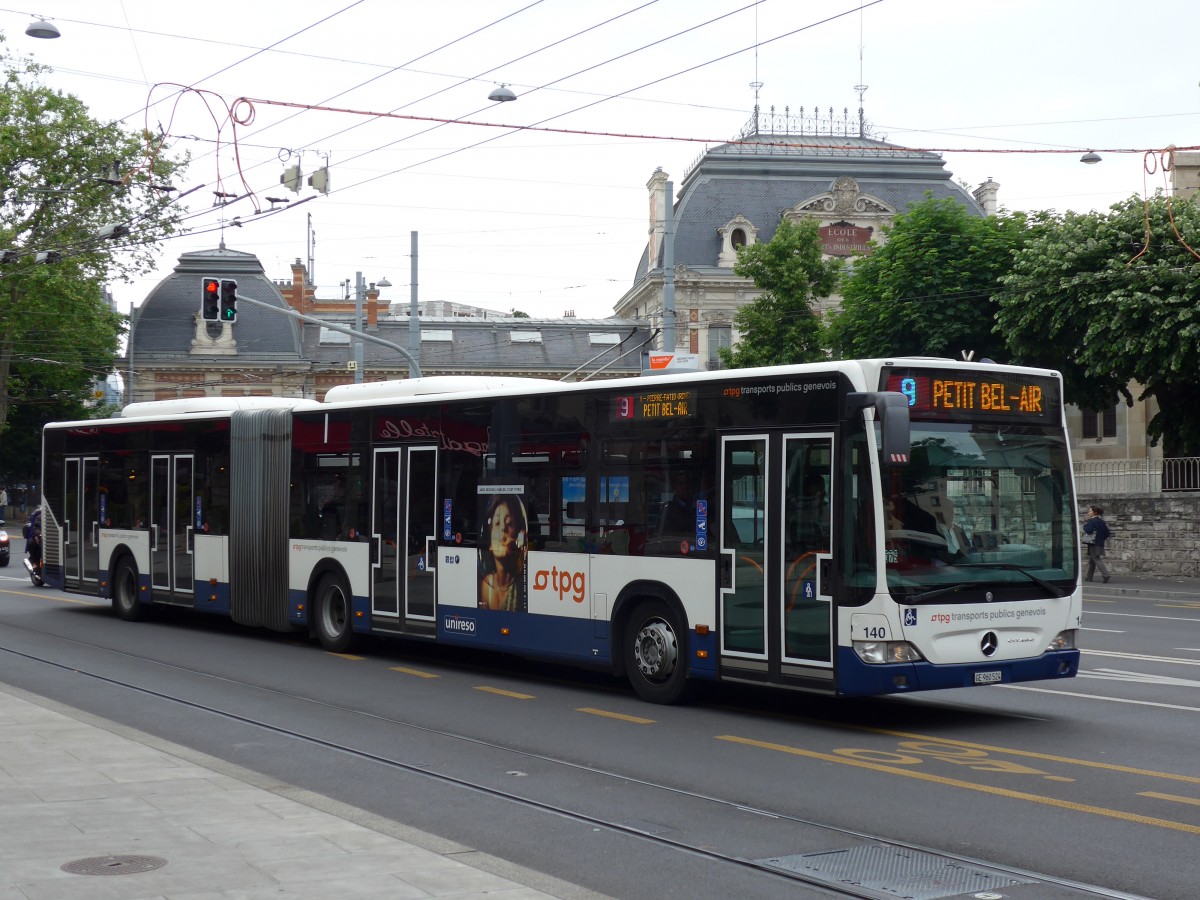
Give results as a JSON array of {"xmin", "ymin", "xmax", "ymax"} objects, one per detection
[
  {"xmin": 578, "ymin": 707, "xmax": 655, "ymax": 724},
  {"xmin": 1082, "ymin": 648, "xmax": 1200, "ymax": 666},
  {"xmin": 717, "ymin": 735, "xmax": 1200, "ymax": 835},
  {"xmin": 1139, "ymin": 791, "xmax": 1200, "ymax": 807},
  {"xmin": 1086, "ymin": 610, "xmax": 1200, "ymax": 623},
  {"xmin": 390, "ymin": 666, "xmax": 439, "ymax": 679},
  {"xmin": 475, "ymin": 686, "xmax": 534, "ymax": 699},
  {"xmin": 1003, "ymin": 684, "xmax": 1200, "ymax": 714}
]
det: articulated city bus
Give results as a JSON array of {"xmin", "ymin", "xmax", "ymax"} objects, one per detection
[{"xmin": 40, "ymin": 358, "xmax": 1081, "ymax": 703}]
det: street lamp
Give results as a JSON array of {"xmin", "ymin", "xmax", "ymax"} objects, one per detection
[
  {"xmin": 25, "ymin": 18, "xmax": 60, "ymax": 39},
  {"xmin": 488, "ymin": 83, "xmax": 517, "ymax": 102},
  {"xmin": 1080, "ymin": 151, "xmax": 1102, "ymax": 165}
]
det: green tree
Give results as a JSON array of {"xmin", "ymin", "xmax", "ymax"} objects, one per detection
[
  {"xmin": 0, "ymin": 42, "xmax": 186, "ymax": 439},
  {"xmin": 717, "ymin": 217, "xmax": 841, "ymax": 368},
  {"xmin": 827, "ymin": 195, "xmax": 1033, "ymax": 361},
  {"xmin": 998, "ymin": 193, "xmax": 1200, "ymax": 455}
]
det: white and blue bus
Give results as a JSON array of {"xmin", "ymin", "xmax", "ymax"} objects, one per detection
[{"xmin": 40, "ymin": 358, "xmax": 1081, "ymax": 703}]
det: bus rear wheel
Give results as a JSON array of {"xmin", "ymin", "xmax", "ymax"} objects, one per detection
[
  {"xmin": 112, "ymin": 557, "xmax": 146, "ymax": 622},
  {"xmin": 624, "ymin": 600, "xmax": 689, "ymax": 704},
  {"xmin": 314, "ymin": 572, "xmax": 355, "ymax": 653}
]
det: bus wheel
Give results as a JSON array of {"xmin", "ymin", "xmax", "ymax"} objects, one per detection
[
  {"xmin": 624, "ymin": 600, "xmax": 689, "ymax": 704},
  {"xmin": 314, "ymin": 572, "xmax": 356, "ymax": 653},
  {"xmin": 112, "ymin": 557, "xmax": 146, "ymax": 622}
]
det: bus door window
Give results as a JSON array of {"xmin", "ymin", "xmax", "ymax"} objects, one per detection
[
  {"xmin": 720, "ymin": 437, "xmax": 768, "ymax": 656},
  {"xmin": 404, "ymin": 446, "xmax": 437, "ymax": 620},
  {"xmin": 782, "ymin": 435, "xmax": 833, "ymax": 665},
  {"xmin": 371, "ymin": 449, "xmax": 401, "ymax": 617}
]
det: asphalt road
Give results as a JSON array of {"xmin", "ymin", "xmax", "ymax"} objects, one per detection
[{"xmin": 1, "ymin": 568, "xmax": 1197, "ymax": 899}]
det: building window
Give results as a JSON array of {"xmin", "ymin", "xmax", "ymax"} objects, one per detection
[
  {"xmin": 708, "ymin": 324, "xmax": 731, "ymax": 370},
  {"xmin": 1081, "ymin": 406, "xmax": 1117, "ymax": 440},
  {"xmin": 731, "ymin": 227, "xmax": 746, "ymax": 249}
]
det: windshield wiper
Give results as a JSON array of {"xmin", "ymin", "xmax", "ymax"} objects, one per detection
[
  {"xmin": 903, "ymin": 583, "xmax": 972, "ymax": 604},
  {"xmin": 956, "ymin": 563, "xmax": 1065, "ymax": 598}
]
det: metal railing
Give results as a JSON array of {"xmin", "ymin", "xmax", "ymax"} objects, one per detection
[{"xmin": 1073, "ymin": 457, "xmax": 1200, "ymax": 495}]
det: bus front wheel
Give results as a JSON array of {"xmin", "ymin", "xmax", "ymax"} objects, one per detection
[
  {"xmin": 624, "ymin": 600, "xmax": 689, "ymax": 704},
  {"xmin": 314, "ymin": 572, "xmax": 356, "ymax": 653},
  {"xmin": 112, "ymin": 557, "xmax": 146, "ymax": 622}
]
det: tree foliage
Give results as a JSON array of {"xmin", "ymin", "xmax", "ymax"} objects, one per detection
[
  {"xmin": 827, "ymin": 195, "xmax": 1032, "ymax": 362},
  {"xmin": 0, "ymin": 41, "xmax": 187, "ymax": 439},
  {"xmin": 717, "ymin": 217, "xmax": 841, "ymax": 368},
  {"xmin": 998, "ymin": 193, "xmax": 1200, "ymax": 454}
]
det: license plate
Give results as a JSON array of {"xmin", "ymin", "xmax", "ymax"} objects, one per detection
[{"xmin": 974, "ymin": 670, "xmax": 1003, "ymax": 684}]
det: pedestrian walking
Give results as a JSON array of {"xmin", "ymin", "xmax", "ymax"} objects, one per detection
[{"xmin": 1082, "ymin": 505, "xmax": 1112, "ymax": 583}]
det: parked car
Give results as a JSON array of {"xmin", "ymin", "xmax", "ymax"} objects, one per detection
[{"xmin": 0, "ymin": 528, "xmax": 9, "ymax": 566}]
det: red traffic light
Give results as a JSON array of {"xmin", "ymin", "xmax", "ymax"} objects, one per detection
[{"xmin": 201, "ymin": 277, "xmax": 220, "ymax": 320}]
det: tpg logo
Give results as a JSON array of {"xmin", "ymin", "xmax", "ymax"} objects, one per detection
[{"xmin": 532, "ymin": 566, "xmax": 586, "ymax": 603}]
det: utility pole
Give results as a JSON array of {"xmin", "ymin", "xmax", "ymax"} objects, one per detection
[
  {"xmin": 354, "ymin": 271, "xmax": 364, "ymax": 384},
  {"xmin": 409, "ymin": 232, "xmax": 420, "ymax": 379}
]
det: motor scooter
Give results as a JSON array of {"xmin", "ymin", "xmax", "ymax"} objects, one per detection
[{"xmin": 22, "ymin": 521, "xmax": 44, "ymax": 587}]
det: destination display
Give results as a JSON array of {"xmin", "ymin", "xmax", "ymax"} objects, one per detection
[
  {"xmin": 611, "ymin": 389, "xmax": 696, "ymax": 422},
  {"xmin": 884, "ymin": 369, "xmax": 1059, "ymax": 420}
]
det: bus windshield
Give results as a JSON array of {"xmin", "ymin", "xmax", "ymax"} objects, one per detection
[{"xmin": 880, "ymin": 422, "xmax": 1076, "ymax": 600}]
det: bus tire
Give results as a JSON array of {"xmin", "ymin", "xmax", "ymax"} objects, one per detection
[
  {"xmin": 314, "ymin": 572, "xmax": 355, "ymax": 653},
  {"xmin": 624, "ymin": 599, "xmax": 690, "ymax": 704},
  {"xmin": 112, "ymin": 556, "xmax": 146, "ymax": 622}
]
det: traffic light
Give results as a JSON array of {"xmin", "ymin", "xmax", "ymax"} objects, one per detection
[
  {"xmin": 280, "ymin": 163, "xmax": 302, "ymax": 193},
  {"xmin": 220, "ymin": 279, "xmax": 238, "ymax": 323},
  {"xmin": 202, "ymin": 277, "xmax": 220, "ymax": 320}
]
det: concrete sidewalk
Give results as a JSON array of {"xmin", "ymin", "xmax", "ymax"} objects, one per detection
[
  {"xmin": 1082, "ymin": 572, "xmax": 1200, "ymax": 597},
  {"xmin": 0, "ymin": 685, "xmax": 600, "ymax": 900}
]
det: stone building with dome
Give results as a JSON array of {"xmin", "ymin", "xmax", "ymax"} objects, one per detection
[{"xmin": 614, "ymin": 105, "xmax": 999, "ymax": 369}]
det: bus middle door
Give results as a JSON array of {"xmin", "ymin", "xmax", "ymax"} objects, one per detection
[{"xmin": 371, "ymin": 445, "xmax": 437, "ymax": 627}]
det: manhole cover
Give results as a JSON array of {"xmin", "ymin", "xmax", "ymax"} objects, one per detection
[{"xmin": 61, "ymin": 855, "xmax": 168, "ymax": 876}]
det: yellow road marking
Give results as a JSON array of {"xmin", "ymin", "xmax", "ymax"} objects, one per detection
[
  {"xmin": 476, "ymin": 685, "xmax": 534, "ymax": 699},
  {"xmin": 1084, "ymin": 598, "xmax": 1115, "ymax": 603},
  {"xmin": 578, "ymin": 707, "xmax": 655, "ymax": 724},
  {"xmin": 390, "ymin": 666, "xmax": 439, "ymax": 679},
  {"xmin": 1139, "ymin": 791, "xmax": 1200, "ymax": 807},
  {"xmin": 326, "ymin": 652, "xmax": 364, "ymax": 660},
  {"xmin": 850, "ymin": 727, "xmax": 1200, "ymax": 785},
  {"xmin": 718, "ymin": 735, "xmax": 1200, "ymax": 835},
  {"xmin": 0, "ymin": 586, "xmax": 93, "ymax": 603},
  {"xmin": 1158, "ymin": 604, "xmax": 1200, "ymax": 610}
]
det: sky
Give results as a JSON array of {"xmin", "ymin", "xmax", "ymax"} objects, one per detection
[{"xmin": 2, "ymin": 0, "xmax": 1198, "ymax": 320}]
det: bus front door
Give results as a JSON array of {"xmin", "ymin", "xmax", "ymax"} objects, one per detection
[
  {"xmin": 150, "ymin": 454, "xmax": 195, "ymax": 604},
  {"xmin": 371, "ymin": 446, "xmax": 437, "ymax": 625},
  {"xmin": 62, "ymin": 456, "xmax": 100, "ymax": 591},
  {"xmin": 720, "ymin": 433, "xmax": 834, "ymax": 680}
]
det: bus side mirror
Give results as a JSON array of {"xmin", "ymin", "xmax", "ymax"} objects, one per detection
[
  {"xmin": 846, "ymin": 392, "xmax": 911, "ymax": 467},
  {"xmin": 877, "ymin": 394, "xmax": 910, "ymax": 467}
]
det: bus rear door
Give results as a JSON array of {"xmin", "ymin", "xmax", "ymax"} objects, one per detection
[
  {"xmin": 150, "ymin": 454, "xmax": 194, "ymax": 604},
  {"xmin": 62, "ymin": 456, "xmax": 100, "ymax": 592}
]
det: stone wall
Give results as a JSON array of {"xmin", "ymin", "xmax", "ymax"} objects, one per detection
[{"xmin": 1078, "ymin": 495, "xmax": 1200, "ymax": 577}]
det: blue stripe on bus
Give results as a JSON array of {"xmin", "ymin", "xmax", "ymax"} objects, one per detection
[{"xmin": 835, "ymin": 647, "xmax": 1080, "ymax": 697}]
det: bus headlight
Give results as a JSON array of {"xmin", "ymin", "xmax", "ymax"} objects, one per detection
[
  {"xmin": 853, "ymin": 641, "xmax": 924, "ymax": 664},
  {"xmin": 1048, "ymin": 630, "xmax": 1076, "ymax": 651}
]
